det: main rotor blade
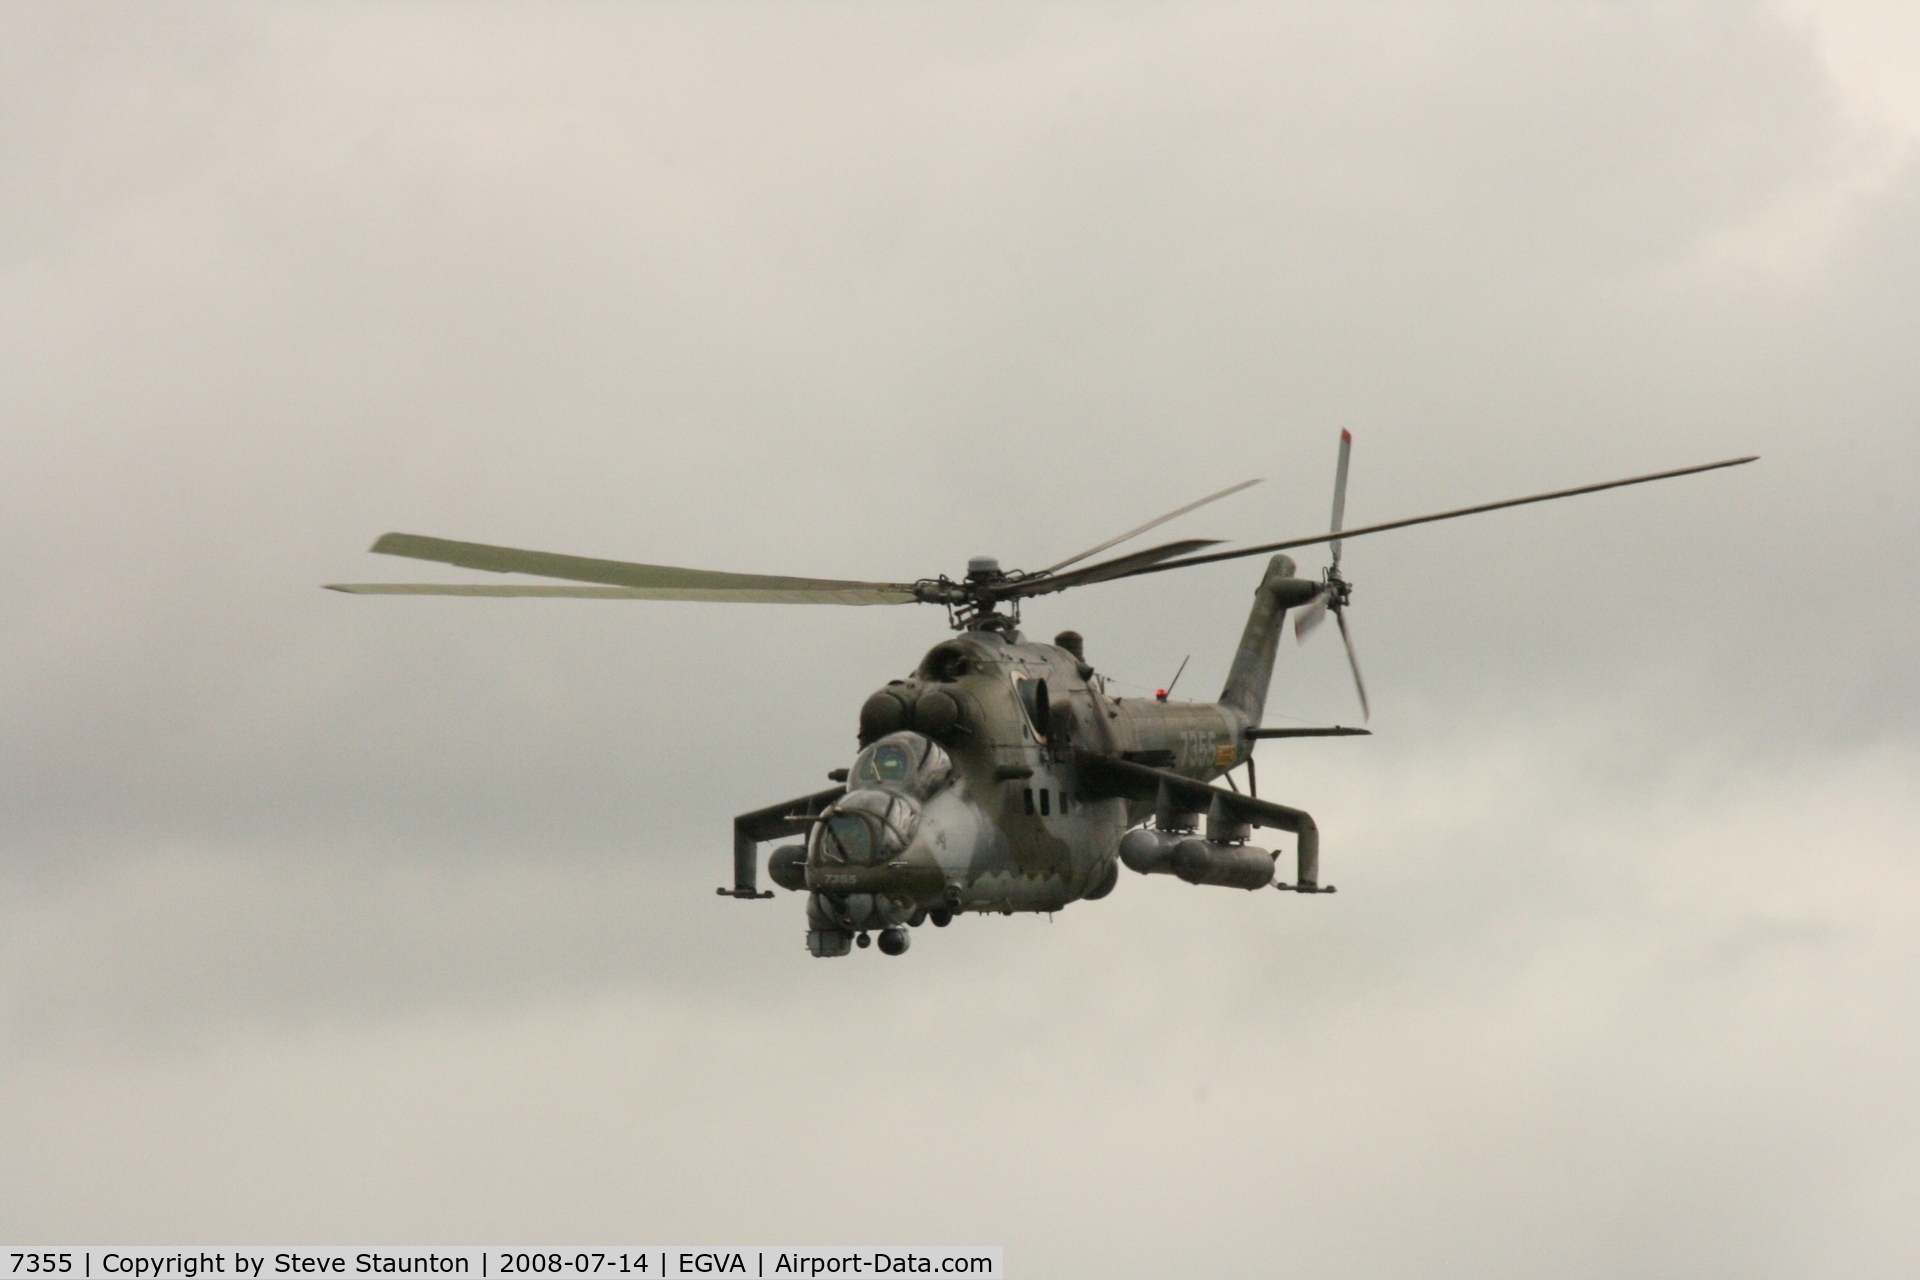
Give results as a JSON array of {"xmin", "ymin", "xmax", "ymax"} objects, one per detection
[
  {"xmin": 1040, "ymin": 478, "xmax": 1261, "ymax": 575},
  {"xmin": 356, "ymin": 533, "xmax": 920, "ymax": 602},
  {"xmin": 999, "ymin": 537, "xmax": 1223, "ymax": 598},
  {"xmin": 1329, "ymin": 429, "xmax": 1352, "ymax": 569},
  {"xmin": 1334, "ymin": 607, "xmax": 1370, "ymax": 722},
  {"xmin": 324, "ymin": 582, "xmax": 917, "ymax": 604},
  {"xmin": 1091, "ymin": 455, "xmax": 1758, "ymax": 585}
]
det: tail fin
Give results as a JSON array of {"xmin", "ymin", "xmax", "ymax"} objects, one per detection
[{"xmin": 1218, "ymin": 555, "xmax": 1320, "ymax": 726}]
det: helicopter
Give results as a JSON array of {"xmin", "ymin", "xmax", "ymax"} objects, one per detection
[{"xmin": 328, "ymin": 435, "xmax": 1754, "ymax": 958}]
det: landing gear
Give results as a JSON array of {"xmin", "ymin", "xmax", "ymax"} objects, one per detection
[
  {"xmin": 856, "ymin": 931, "xmax": 872, "ymax": 949},
  {"xmin": 930, "ymin": 908, "xmax": 952, "ymax": 928},
  {"xmin": 878, "ymin": 926, "xmax": 910, "ymax": 955}
]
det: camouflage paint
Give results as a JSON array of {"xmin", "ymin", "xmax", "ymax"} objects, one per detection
[{"xmin": 796, "ymin": 554, "xmax": 1318, "ymax": 953}]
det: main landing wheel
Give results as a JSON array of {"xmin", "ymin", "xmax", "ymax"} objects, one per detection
[
  {"xmin": 929, "ymin": 908, "xmax": 952, "ymax": 928},
  {"xmin": 878, "ymin": 927, "xmax": 910, "ymax": 956}
]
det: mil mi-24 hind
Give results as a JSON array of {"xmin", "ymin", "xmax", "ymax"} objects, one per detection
[{"xmin": 328, "ymin": 435, "xmax": 1754, "ymax": 958}]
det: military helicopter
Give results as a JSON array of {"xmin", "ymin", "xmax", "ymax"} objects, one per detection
[{"xmin": 328, "ymin": 436, "xmax": 1754, "ymax": 958}]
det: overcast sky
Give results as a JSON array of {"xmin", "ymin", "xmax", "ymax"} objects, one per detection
[{"xmin": 3, "ymin": 3, "xmax": 1918, "ymax": 1274}]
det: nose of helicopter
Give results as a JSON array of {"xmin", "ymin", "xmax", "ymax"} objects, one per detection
[
  {"xmin": 802, "ymin": 785, "xmax": 966, "ymax": 906},
  {"xmin": 815, "ymin": 787, "xmax": 921, "ymax": 867}
]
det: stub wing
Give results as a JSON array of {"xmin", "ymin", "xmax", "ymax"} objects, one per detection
[
  {"xmin": 1072, "ymin": 748, "xmax": 1325, "ymax": 889},
  {"xmin": 1072, "ymin": 749, "xmax": 1306, "ymax": 830},
  {"xmin": 722, "ymin": 785, "xmax": 846, "ymax": 899}
]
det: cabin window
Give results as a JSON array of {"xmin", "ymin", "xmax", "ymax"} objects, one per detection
[
  {"xmin": 1040, "ymin": 789, "xmax": 1051, "ymax": 816},
  {"xmin": 1023, "ymin": 788, "xmax": 1035, "ymax": 815}
]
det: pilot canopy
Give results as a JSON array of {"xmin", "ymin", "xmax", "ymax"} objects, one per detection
[{"xmin": 848, "ymin": 731, "xmax": 952, "ymax": 798}]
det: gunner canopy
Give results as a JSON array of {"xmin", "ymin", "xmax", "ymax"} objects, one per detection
[{"xmin": 818, "ymin": 789, "xmax": 919, "ymax": 866}]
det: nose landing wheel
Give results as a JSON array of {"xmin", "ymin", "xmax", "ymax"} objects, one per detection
[{"xmin": 878, "ymin": 926, "xmax": 910, "ymax": 956}]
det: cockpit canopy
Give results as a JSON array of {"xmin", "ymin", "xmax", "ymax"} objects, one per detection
[
  {"xmin": 816, "ymin": 733, "xmax": 952, "ymax": 868},
  {"xmin": 817, "ymin": 788, "xmax": 918, "ymax": 866},
  {"xmin": 849, "ymin": 731, "xmax": 953, "ymax": 798}
]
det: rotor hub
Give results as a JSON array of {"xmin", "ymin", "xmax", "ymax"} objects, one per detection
[{"xmin": 1322, "ymin": 564, "xmax": 1355, "ymax": 609}]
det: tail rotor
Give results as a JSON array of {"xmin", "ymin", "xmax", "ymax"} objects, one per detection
[{"xmin": 1296, "ymin": 429, "xmax": 1370, "ymax": 721}]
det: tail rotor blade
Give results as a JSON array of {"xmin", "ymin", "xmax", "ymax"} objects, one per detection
[
  {"xmin": 1329, "ymin": 429, "xmax": 1352, "ymax": 569},
  {"xmin": 1334, "ymin": 606, "xmax": 1370, "ymax": 722},
  {"xmin": 1294, "ymin": 588, "xmax": 1329, "ymax": 641}
]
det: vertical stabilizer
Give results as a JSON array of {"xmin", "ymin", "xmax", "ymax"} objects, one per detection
[{"xmin": 1218, "ymin": 555, "xmax": 1319, "ymax": 726}]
